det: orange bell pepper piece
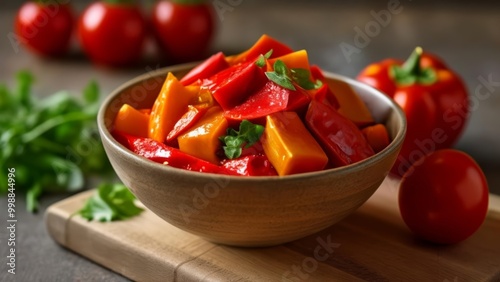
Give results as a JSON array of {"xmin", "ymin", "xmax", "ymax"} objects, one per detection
[
  {"xmin": 326, "ymin": 79, "xmax": 374, "ymax": 127},
  {"xmin": 114, "ymin": 104, "xmax": 150, "ymax": 138},
  {"xmin": 226, "ymin": 34, "xmax": 293, "ymax": 65},
  {"xmin": 361, "ymin": 124, "xmax": 390, "ymax": 153},
  {"xmin": 178, "ymin": 106, "xmax": 228, "ymax": 164},
  {"xmin": 148, "ymin": 72, "xmax": 197, "ymax": 143},
  {"xmin": 267, "ymin": 49, "xmax": 311, "ymax": 72},
  {"xmin": 262, "ymin": 111, "xmax": 328, "ymax": 176}
]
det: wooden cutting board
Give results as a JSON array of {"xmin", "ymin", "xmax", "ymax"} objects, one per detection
[{"xmin": 45, "ymin": 177, "xmax": 500, "ymax": 281}]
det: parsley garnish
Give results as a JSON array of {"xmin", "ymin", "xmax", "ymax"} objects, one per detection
[
  {"xmin": 0, "ymin": 71, "xmax": 113, "ymax": 212},
  {"xmin": 220, "ymin": 120, "xmax": 264, "ymax": 159},
  {"xmin": 255, "ymin": 49, "xmax": 274, "ymax": 67},
  {"xmin": 79, "ymin": 183, "xmax": 144, "ymax": 222},
  {"xmin": 265, "ymin": 60, "xmax": 322, "ymax": 91}
]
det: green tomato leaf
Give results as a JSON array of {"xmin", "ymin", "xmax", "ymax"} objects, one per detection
[{"xmin": 79, "ymin": 183, "xmax": 143, "ymax": 222}]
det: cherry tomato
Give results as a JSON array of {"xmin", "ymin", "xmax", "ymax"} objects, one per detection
[
  {"xmin": 78, "ymin": 1, "xmax": 147, "ymax": 67},
  {"xmin": 15, "ymin": 1, "xmax": 74, "ymax": 57},
  {"xmin": 399, "ymin": 149, "xmax": 489, "ymax": 244},
  {"xmin": 151, "ymin": 0, "xmax": 215, "ymax": 63}
]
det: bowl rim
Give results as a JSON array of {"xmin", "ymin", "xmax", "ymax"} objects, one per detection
[{"xmin": 97, "ymin": 64, "xmax": 407, "ymax": 183}]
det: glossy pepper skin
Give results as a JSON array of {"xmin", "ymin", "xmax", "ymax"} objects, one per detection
[
  {"xmin": 357, "ymin": 48, "xmax": 469, "ymax": 176},
  {"xmin": 306, "ymin": 100, "xmax": 374, "ymax": 168},
  {"xmin": 112, "ymin": 131, "xmax": 236, "ymax": 175}
]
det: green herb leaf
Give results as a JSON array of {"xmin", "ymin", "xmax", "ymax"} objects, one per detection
[
  {"xmin": 265, "ymin": 60, "xmax": 323, "ymax": 91},
  {"xmin": 83, "ymin": 80, "xmax": 99, "ymax": 104},
  {"xmin": 27, "ymin": 183, "xmax": 42, "ymax": 213},
  {"xmin": 79, "ymin": 183, "xmax": 144, "ymax": 222},
  {"xmin": 265, "ymin": 72, "xmax": 296, "ymax": 90},
  {"xmin": 0, "ymin": 71, "xmax": 113, "ymax": 212},
  {"xmin": 220, "ymin": 120, "xmax": 264, "ymax": 159},
  {"xmin": 255, "ymin": 49, "xmax": 274, "ymax": 68},
  {"xmin": 291, "ymin": 68, "xmax": 323, "ymax": 90}
]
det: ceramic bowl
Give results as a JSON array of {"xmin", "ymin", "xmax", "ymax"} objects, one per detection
[{"xmin": 97, "ymin": 64, "xmax": 406, "ymax": 247}]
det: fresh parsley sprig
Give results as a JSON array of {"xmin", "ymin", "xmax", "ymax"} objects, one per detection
[
  {"xmin": 0, "ymin": 71, "xmax": 113, "ymax": 212},
  {"xmin": 79, "ymin": 183, "xmax": 144, "ymax": 222},
  {"xmin": 219, "ymin": 120, "xmax": 264, "ymax": 159}
]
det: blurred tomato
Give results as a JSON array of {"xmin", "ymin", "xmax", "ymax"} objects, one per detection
[
  {"xmin": 151, "ymin": 0, "xmax": 215, "ymax": 63},
  {"xmin": 399, "ymin": 149, "xmax": 489, "ymax": 244},
  {"xmin": 15, "ymin": 1, "xmax": 74, "ymax": 57},
  {"xmin": 78, "ymin": 1, "xmax": 146, "ymax": 67}
]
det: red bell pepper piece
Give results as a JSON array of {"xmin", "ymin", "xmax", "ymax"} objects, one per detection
[
  {"xmin": 180, "ymin": 52, "xmax": 229, "ymax": 86},
  {"xmin": 166, "ymin": 105, "xmax": 206, "ymax": 143},
  {"xmin": 226, "ymin": 34, "xmax": 293, "ymax": 65},
  {"xmin": 112, "ymin": 131, "xmax": 236, "ymax": 175},
  {"xmin": 202, "ymin": 60, "xmax": 266, "ymax": 110},
  {"xmin": 222, "ymin": 154, "xmax": 278, "ymax": 176},
  {"xmin": 305, "ymin": 100, "xmax": 374, "ymax": 167},
  {"xmin": 310, "ymin": 65, "xmax": 340, "ymax": 109},
  {"xmin": 224, "ymin": 81, "xmax": 310, "ymax": 122},
  {"xmin": 356, "ymin": 47, "xmax": 469, "ymax": 176}
]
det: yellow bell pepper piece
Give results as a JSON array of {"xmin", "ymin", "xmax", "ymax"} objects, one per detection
[
  {"xmin": 178, "ymin": 106, "xmax": 228, "ymax": 164},
  {"xmin": 268, "ymin": 49, "xmax": 311, "ymax": 71},
  {"xmin": 114, "ymin": 104, "xmax": 149, "ymax": 138},
  {"xmin": 326, "ymin": 79, "xmax": 374, "ymax": 127},
  {"xmin": 262, "ymin": 112, "xmax": 328, "ymax": 176},
  {"xmin": 148, "ymin": 72, "xmax": 197, "ymax": 143}
]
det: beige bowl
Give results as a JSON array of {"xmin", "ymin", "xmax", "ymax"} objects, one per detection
[{"xmin": 97, "ymin": 64, "xmax": 406, "ymax": 247}]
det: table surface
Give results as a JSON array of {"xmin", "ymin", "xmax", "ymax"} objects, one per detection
[{"xmin": 1, "ymin": 1, "xmax": 499, "ymax": 281}]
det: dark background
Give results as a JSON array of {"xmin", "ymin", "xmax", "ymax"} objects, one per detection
[{"xmin": 1, "ymin": 1, "xmax": 499, "ymax": 281}]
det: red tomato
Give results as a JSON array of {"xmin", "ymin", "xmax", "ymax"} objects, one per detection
[
  {"xmin": 15, "ymin": 2, "xmax": 74, "ymax": 57},
  {"xmin": 78, "ymin": 1, "xmax": 147, "ymax": 67},
  {"xmin": 399, "ymin": 149, "xmax": 489, "ymax": 244},
  {"xmin": 151, "ymin": 0, "xmax": 215, "ymax": 63}
]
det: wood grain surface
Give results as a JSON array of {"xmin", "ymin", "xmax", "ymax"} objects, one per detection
[{"xmin": 45, "ymin": 177, "xmax": 500, "ymax": 282}]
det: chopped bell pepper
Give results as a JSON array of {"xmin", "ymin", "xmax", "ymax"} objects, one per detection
[
  {"xmin": 222, "ymin": 155, "xmax": 278, "ymax": 176},
  {"xmin": 202, "ymin": 60, "xmax": 266, "ymax": 110},
  {"xmin": 325, "ymin": 78, "xmax": 375, "ymax": 127},
  {"xmin": 310, "ymin": 65, "xmax": 340, "ymax": 109},
  {"xmin": 361, "ymin": 124, "xmax": 390, "ymax": 153},
  {"xmin": 166, "ymin": 105, "xmax": 207, "ymax": 142},
  {"xmin": 180, "ymin": 52, "xmax": 229, "ymax": 86},
  {"xmin": 267, "ymin": 49, "xmax": 311, "ymax": 72},
  {"xmin": 262, "ymin": 111, "xmax": 328, "ymax": 176},
  {"xmin": 114, "ymin": 104, "xmax": 150, "ymax": 138},
  {"xmin": 112, "ymin": 131, "xmax": 236, "ymax": 175},
  {"xmin": 148, "ymin": 72, "xmax": 196, "ymax": 143},
  {"xmin": 178, "ymin": 106, "xmax": 228, "ymax": 164},
  {"xmin": 306, "ymin": 100, "xmax": 374, "ymax": 168},
  {"xmin": 224, "ymin": 81, "xmax": 308, "ymax": 122},
  {"xmin": 226, "ymin": 34, "xmax": 293, "ymax": 65}
]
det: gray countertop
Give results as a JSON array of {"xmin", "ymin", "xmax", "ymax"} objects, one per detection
[{"xmin": 1, "ymin": 1, "xmax": 499, "ymax": 281}]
